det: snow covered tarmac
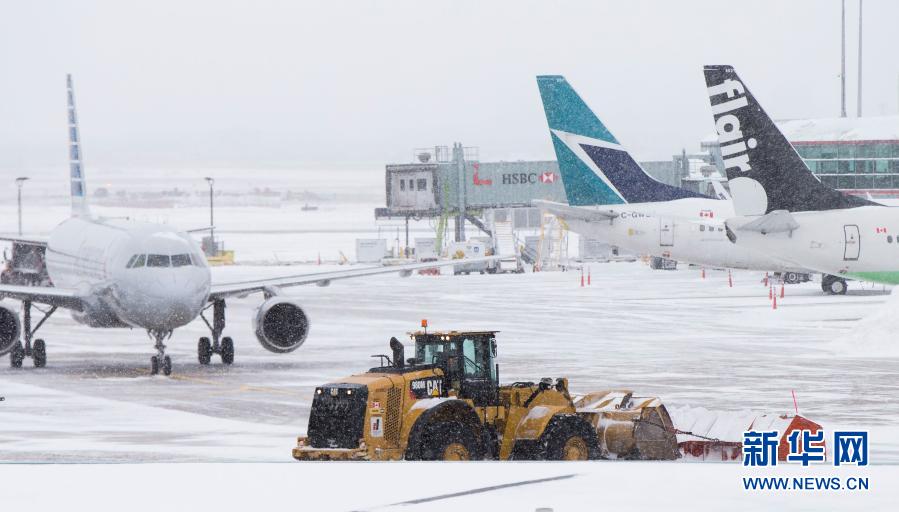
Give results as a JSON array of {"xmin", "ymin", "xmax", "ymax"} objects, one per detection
[{"xmin": 1, "ymin": 261, "xmax": 897, "ymax": 464}]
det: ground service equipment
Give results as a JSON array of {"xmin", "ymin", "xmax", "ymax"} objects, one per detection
[{"xmin": 292, "ymin": 329, "xmax": 678, "ymax": 461}]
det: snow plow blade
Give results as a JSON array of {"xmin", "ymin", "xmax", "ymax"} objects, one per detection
[{"xmin": 575, "ymin": 390, "xmax": 679, "ymax": 460}]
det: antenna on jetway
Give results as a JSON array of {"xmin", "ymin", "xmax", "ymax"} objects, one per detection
[{"xmin": 67, "ymin": 74, "xmax": 92, "ymax": 218}]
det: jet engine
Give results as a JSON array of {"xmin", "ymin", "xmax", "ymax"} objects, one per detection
[
  {"xmin": 0, "ymin": 304, "xmax": 21, "ymax": 356},
  {"xmin": 253, "ymin": 297, "xmax": 309, "ymax": 353}
]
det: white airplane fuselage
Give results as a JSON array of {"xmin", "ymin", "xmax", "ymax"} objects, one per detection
[
  {"xmin": 45, "ymin": 217, "xmax": 211, "ymax": 330},
  {"xmin": 726, "ymin": 206, "xmax": 899, "ymax": 285},
  {"xmin": 565, "ymin": 198, "xmax": 803, "ymax": 272}
]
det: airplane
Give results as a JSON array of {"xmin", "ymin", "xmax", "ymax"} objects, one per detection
[
  {"xmin": 0, "ymin": 75, "xmax": 498, "ymax": 375},
  {"xmin": 702, "ymin": 65, "xmax": 888, "ymax": 295},
  {"xmin": 533, "ymin": 75, "xmax": 811, "ymax": 279}
]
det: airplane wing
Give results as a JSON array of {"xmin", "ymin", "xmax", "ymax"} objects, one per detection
[
  {"xmin": 208, "ymin": 256, "xmax": 503, "ymax": 300},
  {"xmin": 735, "ymin": 210, "xmax": 800, "ymax": 234},
  {"xmin": 532, "ymin": 199, "xmax": 619, "ymax": 222},
  {"xmin": 0, "ymin": 284, "xmax": 84, "ymax": 310},
  {"xmin": 0, "ymin": 235, "xmax": 48, "ymax": 247}
]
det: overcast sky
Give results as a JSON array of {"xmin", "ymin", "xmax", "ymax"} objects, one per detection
[{"xmin": 1, "ymin": 0, "xmax": 896, "ymax": 173}]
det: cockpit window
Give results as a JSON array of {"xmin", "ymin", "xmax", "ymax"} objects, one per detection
[
  {"xmin": 146, "ymin": 254, "xmax": 171, "ymax": 267},
  {"xmin": 171, "ymin": 254, "xmax": 192, "ymax": 267},
  {"xmin": 127, "ymin": 254, "xmax": 147, "ymax": 268}
]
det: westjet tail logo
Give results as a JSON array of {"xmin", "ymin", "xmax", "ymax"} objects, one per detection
[{"xmin": 707, "ymin": 79, "xmax": 756, "ymax": 174}]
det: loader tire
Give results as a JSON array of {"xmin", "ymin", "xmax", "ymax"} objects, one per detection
[
  {"xmin": 418, "ymin": 421, "xmax": 482, "ymax": 461},
  {"xmin": 540, "ymin": 415, "xmax": 598, "ymax": 461}
]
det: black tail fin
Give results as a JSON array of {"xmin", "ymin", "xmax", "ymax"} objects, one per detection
[{"xmin": 702, "ymin": 65, "xmax": 876, "ymax": 215}]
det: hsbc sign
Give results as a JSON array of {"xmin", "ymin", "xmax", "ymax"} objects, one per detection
[{"xmin": 502, "ymin": 171, "xmax": 557, "ymax": 185}]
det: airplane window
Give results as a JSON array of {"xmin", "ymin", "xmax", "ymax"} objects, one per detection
[
  {"xmin": 171, "ymin": 254, "xmax": 192, "ymax": 267},
  {"xmin": 700, "ymin": 225, "xmax": 706, "ymax": 232},
  {"xmin": 889, "ymin": 236, "xmax": 894, "ymax": 243},
  {"xmin": 132, "ymin": 254, "xmax": 146, "ymax": 268},
  {"xmin": 146, "ymin": 254, "xmax": 171, "ymax": 267},
  {"xmin": 126, "ymin": 254, "xmax": 138, "ymax": 268}
]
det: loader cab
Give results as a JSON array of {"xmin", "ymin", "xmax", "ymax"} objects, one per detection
[{"xmin": 412, "ymin": 331, "xmax": 499, "ymax": 406}]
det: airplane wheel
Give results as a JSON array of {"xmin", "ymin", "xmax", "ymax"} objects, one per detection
[
  {"xmin": 150, "ymin": 355, "xmax": 159, "ymax": 375},
  {"xmin": 162, "ymin": 355, "xmax": 172, "ymax": 376},
  {"xmin": 830, "ymin": 278, "xmax": 848, "ymax": 295},
  {"xmin": 32, "ymin": 339, "xmax": 47, "ymax": 368},
  {"xmin": 198, "ymin": 337, "xmax": 212, "ymax": 365},
  {"xmin": 221, "ymin": 337, "xmax": 234, "ymax": 365},
  {"xmin": 10, "ymin": 343, "xmax": 24, "ymax": 368}
]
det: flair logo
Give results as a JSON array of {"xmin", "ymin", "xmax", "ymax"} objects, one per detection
[{"xmin": 707, "ymin": 78, "xmax": 756, "ymax": 174}]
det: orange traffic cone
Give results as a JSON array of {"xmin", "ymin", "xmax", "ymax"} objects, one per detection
[
  {"xmin": 587, "ymin": 267, "xmax": 592, "ymax": 286},
  {"xmin": 763, "ymin": 272, "xmax": 769, "ymax": 287},
  {"xmin": 780, "ymin": 282, "xmax": 785, "ymax": 299},
  {"xmin": 769, "ymin": 285, "xmax": 773, "ymax": 300},
  {"xmin": 580, "ymin": 269, "xmax": 584, "ymax": 287},
  {"xmin": 772, "ymin": 293, "xmax": 777, "ymax": 310},
  {"xmin": 701, "ymin": 268, "xmax": 706, "ymax": 279}
]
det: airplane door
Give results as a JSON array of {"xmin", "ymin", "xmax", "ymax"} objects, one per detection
[
  {"xmin": 843, "ymin": 224, "xmax": 860, "ymax": 261},
  {"xmin": 660, "ymin": 218, "xmax": 674, "ymax": 247}
]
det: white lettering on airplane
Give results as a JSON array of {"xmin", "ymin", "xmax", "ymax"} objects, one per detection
[{"xmin": 707, "ymin": 79, "xmax": 756, "ymax": 173}]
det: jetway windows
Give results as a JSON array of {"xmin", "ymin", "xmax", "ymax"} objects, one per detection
[
  {"xmin": 512, "ymin": 208, "xmax": 542, "ymax": 229},
  {"xmin": 399, "ymin": 180, "xmax": 405, "ymax": 191},
  {"xmin": 417, "ymin": 179, "xmax": 427, "ymax": 191},
  {"xmin": 147, "ymin": 254, "xmax": 171, "ymax": 267}
]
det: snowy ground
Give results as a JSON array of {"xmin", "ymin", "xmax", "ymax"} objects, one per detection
[{"xmin": 1, "ymin": 263, "xmax": 897, "ymax": 464}]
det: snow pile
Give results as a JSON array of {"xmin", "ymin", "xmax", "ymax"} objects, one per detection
[
  {"xmin": 667, "ymin": 406, "xmax": 758, "ymax": 443},
  {"xmin": 831, "ymin": 286, "xmax": 899, "ymax": 357}
]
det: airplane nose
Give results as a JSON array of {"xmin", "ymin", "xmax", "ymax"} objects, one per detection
[{"xmin": 117, "ymin": 269, "xmax": 209, "ymax": 330}]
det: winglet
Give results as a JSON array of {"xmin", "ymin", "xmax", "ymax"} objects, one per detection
[{"xmin": 67, "ymin": 74, "xmax": 91, "ymax": 219}]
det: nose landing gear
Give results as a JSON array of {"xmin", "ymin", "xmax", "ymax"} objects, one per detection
[
  {"xmin": 198, "ymin": 299, "xmax": 234, "ymax": 366},
  {"xmin": 149, "ymin": 329, "xmax": 173, "ymax": 376}
]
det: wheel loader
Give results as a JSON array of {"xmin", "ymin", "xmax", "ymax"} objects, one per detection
[{"xmin": 292, "ymin": 327, "xmax": 678, "ymax": 461}]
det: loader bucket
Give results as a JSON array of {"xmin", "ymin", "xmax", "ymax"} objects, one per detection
[{"xmin": 574, "ymin": 390, "xmax": 679, "ymax": 460}]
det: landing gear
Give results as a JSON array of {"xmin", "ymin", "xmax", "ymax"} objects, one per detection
[
  {"xmin": 149, "ymin": 330, "xmax": 173, "ymax": 376},
  {"xmin": 822, "ymin": 275, "xmax": 848, "ymax": 295},
  {"xmin": 198, "ymin": 300, "xmax": 234, "ymax": 366},
  {"xmin": 8, "ymin": 301, "xmax": 56, "ymax": 369}
]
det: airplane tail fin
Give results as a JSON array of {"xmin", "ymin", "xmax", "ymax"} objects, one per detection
[
  {"xmin": 536, "ymin": 75, "xmax": 705, "ymax": 206},
  {"xmin": 702, "ymin": 65, "xmax": 876, "ymax": 215},
  {"xmin": 67, "ymin": 74, "xmax": 91, "ymax": 219}
]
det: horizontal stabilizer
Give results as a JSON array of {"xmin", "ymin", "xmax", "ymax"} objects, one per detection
[
  {"xmin": 0, "ymin": 235, "xmax": 48, "ymax": 247},
  {"xmin": 736, "ymin": 210, "xmax": 799, "ymax": 234},
  {"xmin": 532, "ymin": 199, "xmax": 619, "ymax": 222}
]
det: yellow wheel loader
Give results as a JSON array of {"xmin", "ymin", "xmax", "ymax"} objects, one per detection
[{"xmin": 292, "ymin": 328, "xmax": 678, "ymax": 461}]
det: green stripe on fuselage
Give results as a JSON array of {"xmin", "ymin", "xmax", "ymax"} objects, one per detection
[{"xmin": 846, "ymin": 271, "xmax": 899, "ymax": 285}]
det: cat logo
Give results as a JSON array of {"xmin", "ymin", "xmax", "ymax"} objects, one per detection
[{"xmin": 410, "ymin": 377, "xmax": 444, "ymax": 399}]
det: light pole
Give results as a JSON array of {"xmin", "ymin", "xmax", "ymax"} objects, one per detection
[
  {"xmin": 15, "ymin": 177, "xmax": 29, "ymax": 236},
  {"xmin": 204, "ymin": 177, "xmax": 215, "ymax": 255}
]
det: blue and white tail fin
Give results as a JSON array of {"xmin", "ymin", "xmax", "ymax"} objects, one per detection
[
  {"xmin": 67, "ymin": 74, "xmax": 91, "ymax": 219},
  {"xmin": 537, "ymin": 75, "xmax": 707, "ymax": 206}
]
